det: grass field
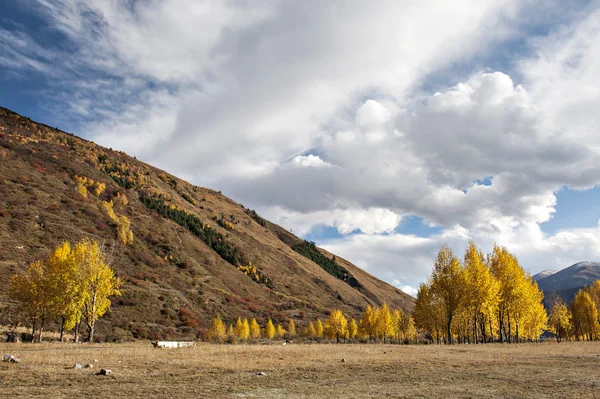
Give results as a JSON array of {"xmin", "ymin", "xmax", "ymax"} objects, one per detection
[{"xmin": 1, "ymin": 341, "xmax": 599, "ymax": 398}]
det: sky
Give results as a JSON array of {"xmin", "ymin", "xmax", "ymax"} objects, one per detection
[{"xmin": 2, "ymin": 0, "xmax": 600, "ymax": 297}]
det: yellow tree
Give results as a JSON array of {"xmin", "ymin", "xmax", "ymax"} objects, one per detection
[
  {"xmin": 463, "ymin": 242, "xmax": 499, "ymax": 344},
  {"xmin": 489, "ymin": 245, "xmax": 524, "ymax": 343},
  {"xmin": 227, "ymin": 324, "xmax": 235, "ymax": 340},
  {"xmin": 8, "ymin": 261, "xmax": 53, "ymax": 342},
  {"xmin": 287, "ymin": 319, "xmax": 296, "ymax": 338},
  {"xmin": 74, "ymin": 239, "xmax": 123, "ymax": 342},
  {"xmin": 276, "ymin": 324, "xmax": 286, "ymax": 338},
  {"xmin": 117, "ymin": 216, "xmax": 134, "ymax": 245},
  {"xmin": 45, "ymin": 241, "xmax": 86, "ymax": 342},
  {"xmin": 315, "ymin": 319, "xmax": 324, "ymax": 338},
  {"xmin": 208, "ymin": 315, "xmax": 227, "ymax": 342},
  {"xmin": 347, "ymin": 318, "xmax": 358, "ymax": 339},
  {"xmin": 359, "ymin": 304, "xmax": 377, "ymax": 341},
  {"xmin": 264, "ymin": 319, "xmax": 275, "ymax": 339},
  {"xmin": 306, "ymin": 321, "xmax": 317, "ymax": 338},
  {"xmin": 249, "ymin": 318, "xmax": 261, "ymax": 340},
  {"xmin": 325, "ymin": 309, "xmax": 348, "ymax": 343},
  {"xmin": 548, "ymin": 299, "xmax": 572, "ymax": 342},
  {"xmin": 413, "ymin": 282, "xmax": 441, "ymax": 343},
  {"xmin": 572, "ymin": 289, "xmax": 600, "ymax": 341},
  {"xmin": 375, "ymin": 303, "xmax": 394, "ymax": 343},
  {"xmin": 235, "ymin": 317, "xmax": 250, "ymax": 340},
  {"xmin": 431, "ymin": 246, "xmax": 464, "ymax": 344}
]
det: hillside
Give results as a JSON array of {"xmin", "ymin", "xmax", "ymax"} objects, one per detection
[
  {"xmin": 537, "ymin": 261, "xmax": 600, "ymax": 304},
  {"xmin": 0, "ymin": 106, "xmax": 414, "ymax": 341}
]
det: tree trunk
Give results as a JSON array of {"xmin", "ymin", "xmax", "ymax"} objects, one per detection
[
  {"xmin": 31, "ymin": 317, "xmax": 37, "ymax": 343},
  {"xmin": 474, "ymin": 315, "xmax": 478, "ymax": 344},
  {"xmin": 59, "ymin": 317, "xmax": 65, "ymax": 343},
  {"xmin": 498, "ymin": 311, "xmax": 504, "ymax": 343},
  {"xmin": 38, "ymin": 318, "xmax": 45, "ymax": 343},
  {"xmin": 447, "ymin": 314, "xmax": 453, "ymax": 345},
  {"xmin": 74, "ymin": 319, "xmax": 80, "ymax": 343},
  {"xmin": 507, "ymin": 313, "xmax": 512, "ymax": 344}
]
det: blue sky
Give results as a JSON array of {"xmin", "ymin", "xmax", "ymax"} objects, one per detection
[{"xmin": 3, "ymin": 1, "xmax": 600, "ymax": 295}]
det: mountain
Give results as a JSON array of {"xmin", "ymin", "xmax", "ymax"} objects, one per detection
[
  {"xmin": 532, "ymin": 269, "xmax": 558, "ymax": 281},
  {"xmin": 0, "ymin": 106, "xmax": 413, "ymax": 341},
  {"xmin": 536, "ymin": 261, "xmax": 600, "ymax": 305}
]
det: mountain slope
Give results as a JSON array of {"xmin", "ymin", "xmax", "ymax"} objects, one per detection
[
  {"xmin": 537, "ymin": 261, "xmax": 600, "ymax": 304},
  {"xmin": 0, "ymin": 106, "xmax": 413, "ymax": 340}
]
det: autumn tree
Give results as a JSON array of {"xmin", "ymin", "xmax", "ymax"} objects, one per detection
[
  {"xmin": 305, "ymin": 321, "xmax": 317, "ymax": 338},
  {"xmin": 8, "ymin": 261, "xmax": 53, "ymax": 342},
  {"xmin": 45, "ymin": 241, "xmax": 85, "ymax": 342},
  {"xmin": 8, "ymin": 238, "xmax": 122, "ymax": 343},
  {"xmin": 276, "ymin": 324, "xmax": 286, "ymax": 338},
  {"xmin": 571, "ymin": 289, "xmax": 599, "ymax": 341},
  {"xmin": 117, "ymin": 215, "xmax": 134, "ymax": 245},
  {"xmin": 359, "ymin": 304, "xmax": 377, "ymax": 341},
  {"xmin": 325, "ymin": 309, "xmax": 347, "ymax": 343},
  {"xmin": 413, "ymin": 282, "xmax": 442, "ymax": 343},
  {"xmin": 287, "ymin": 319, "xmax": 296, "ymax": 338},
  {"xmin": 347, "ymin": 318, "xmax": 358, "ymax": 339},
  {"xmin": 548, "ymin": 298, "xmax": 572, "ymax": 342},
  {"xmin": 75, "ymin": 239, "xmax": 123, "ymax": 342},
  {"xmin": 208, "ymin": 315, "xmax": 227, "ymax": 342},
  {"xmin": 249, "ymin": 318, "xmax": 261, "ymax": 340},
  {"xmin": 375, "ymin": 303, "xmax": 394, "ymax": 343},
  {"xmin": 264, "ymin": 319, "xmax": 275, "ymax": 339},
  {"xmin": 431, "ymin": 246, "xmax": 464, "ymax": 344},
  {"xmin": 463, "ymin": 242, "xmax": 499, "ymax": 344},
  {"xmin": 235, "ymin": 317, "xmax": 250, "ymax": 340},
  {"xmin": 315, "ymin": 319, "xmax": 324, "ymax": 339}
]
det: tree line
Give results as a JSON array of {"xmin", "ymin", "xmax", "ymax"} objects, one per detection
[
  {"xmin": 413, "ymin": 243, "xmax": 547, "ymax": 344},
  {"xmin": 548, "ymin": 281, "xmax": 600, "ymax": 342},
  {"xmin": 8, "ymin": 238, "xmax": 122, "ymax": 342},
  {"xmin": 206, "ymin": 304, "xmax": 415, "ymax": 344}
]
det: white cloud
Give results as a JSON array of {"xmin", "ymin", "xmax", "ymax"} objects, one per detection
[
  {"xmin": 290, "ymin": 155, "xmax": 332, "ymax": 168},
  {"xmin": 260, "ymin": 206, "xmax": 402, "ymax": 236}
]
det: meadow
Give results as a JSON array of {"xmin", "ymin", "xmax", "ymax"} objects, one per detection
[{"xmin": 1, "ymin": 341, "xmax": 599, "ymax": 398}]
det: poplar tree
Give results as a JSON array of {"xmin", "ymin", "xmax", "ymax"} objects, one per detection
[
  {"xmin": 208, "ymin": 315, "xmax": 227, "ymax": 342},
  {"xmin": 287, "ymin": 319, "xmax": 296, "ymax": 337},
  {"xmin": 315, "ymin": 319, "xmax": 324, "ymax": 338},
  {"xmin": 347, "ymin": 318, "xmax": 358, "ymax": 339},
  {"xmin": 375, "ymin": 303, "xmax": 394, "ymax": 343},
  {"xmin": 325, "ymin": 309, "xmax": 347, "ymax": 343},
  {"xmin": 359, "ymin": 304, "xmax": 376, "ymax": 341},
  {"xmin": 249, "ymin": 318, "xmax": 261, "ymax": 340},
  {"xmin": 431, "ymin": 246, "xmax": 464, "ymax": 344},
  {"xmin": 264, "ymin": 319, "xmax": 275, "ymax": 339}
]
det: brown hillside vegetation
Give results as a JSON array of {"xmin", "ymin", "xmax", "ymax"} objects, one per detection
[
  {"xmin": 0, "ymin": 106, "xmax": 413, "ymax": 340},
  {"xmin": 1, "ymin": 342, "xmax": 599, "ymax": 398}
]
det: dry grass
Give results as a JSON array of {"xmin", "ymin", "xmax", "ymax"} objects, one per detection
[{"xmin": 1, "ymin": 341, "xmax": 600, "ymax": 398}]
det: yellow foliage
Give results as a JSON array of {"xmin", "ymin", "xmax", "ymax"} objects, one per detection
[
  {"xmin": 275, "ymin": 324, "xmax": 286, "ymax": 338},
  {"xmin": 325, "ymin": 309, "xmax": 347, "ymax": 342},
  {"xmin": 76, "ymin": 181, "xmax": 87, "ymax": 198},
  {"xmin": 235, "ymin": 317, "xmax": 250, "ymax": 340},
  {"xmin": 101, "ymin": 201, "xmax": 118, "ymax": 222},
  {"xmin": 249, "ymin": 318, "xmax": 261, "ymax": 339},
  {"xmin": 208, "ymin": 316, "xmax": 227, "ymax": 343},
  {"xmin": 117, "ymin": 215, "xmax": 134, "ymax": 245},
  {"xmin": 264, "ymin": 319, "xmax": 275, "ymax": 339}
]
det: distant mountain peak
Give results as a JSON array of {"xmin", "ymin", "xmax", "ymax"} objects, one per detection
[
  {"xmin": 532, "ymin": 269, "xmax": 558, "ymax": 281},
  {"xmin": 570, "ymin": 261, "xmax": 600, "ymax": 269}
]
